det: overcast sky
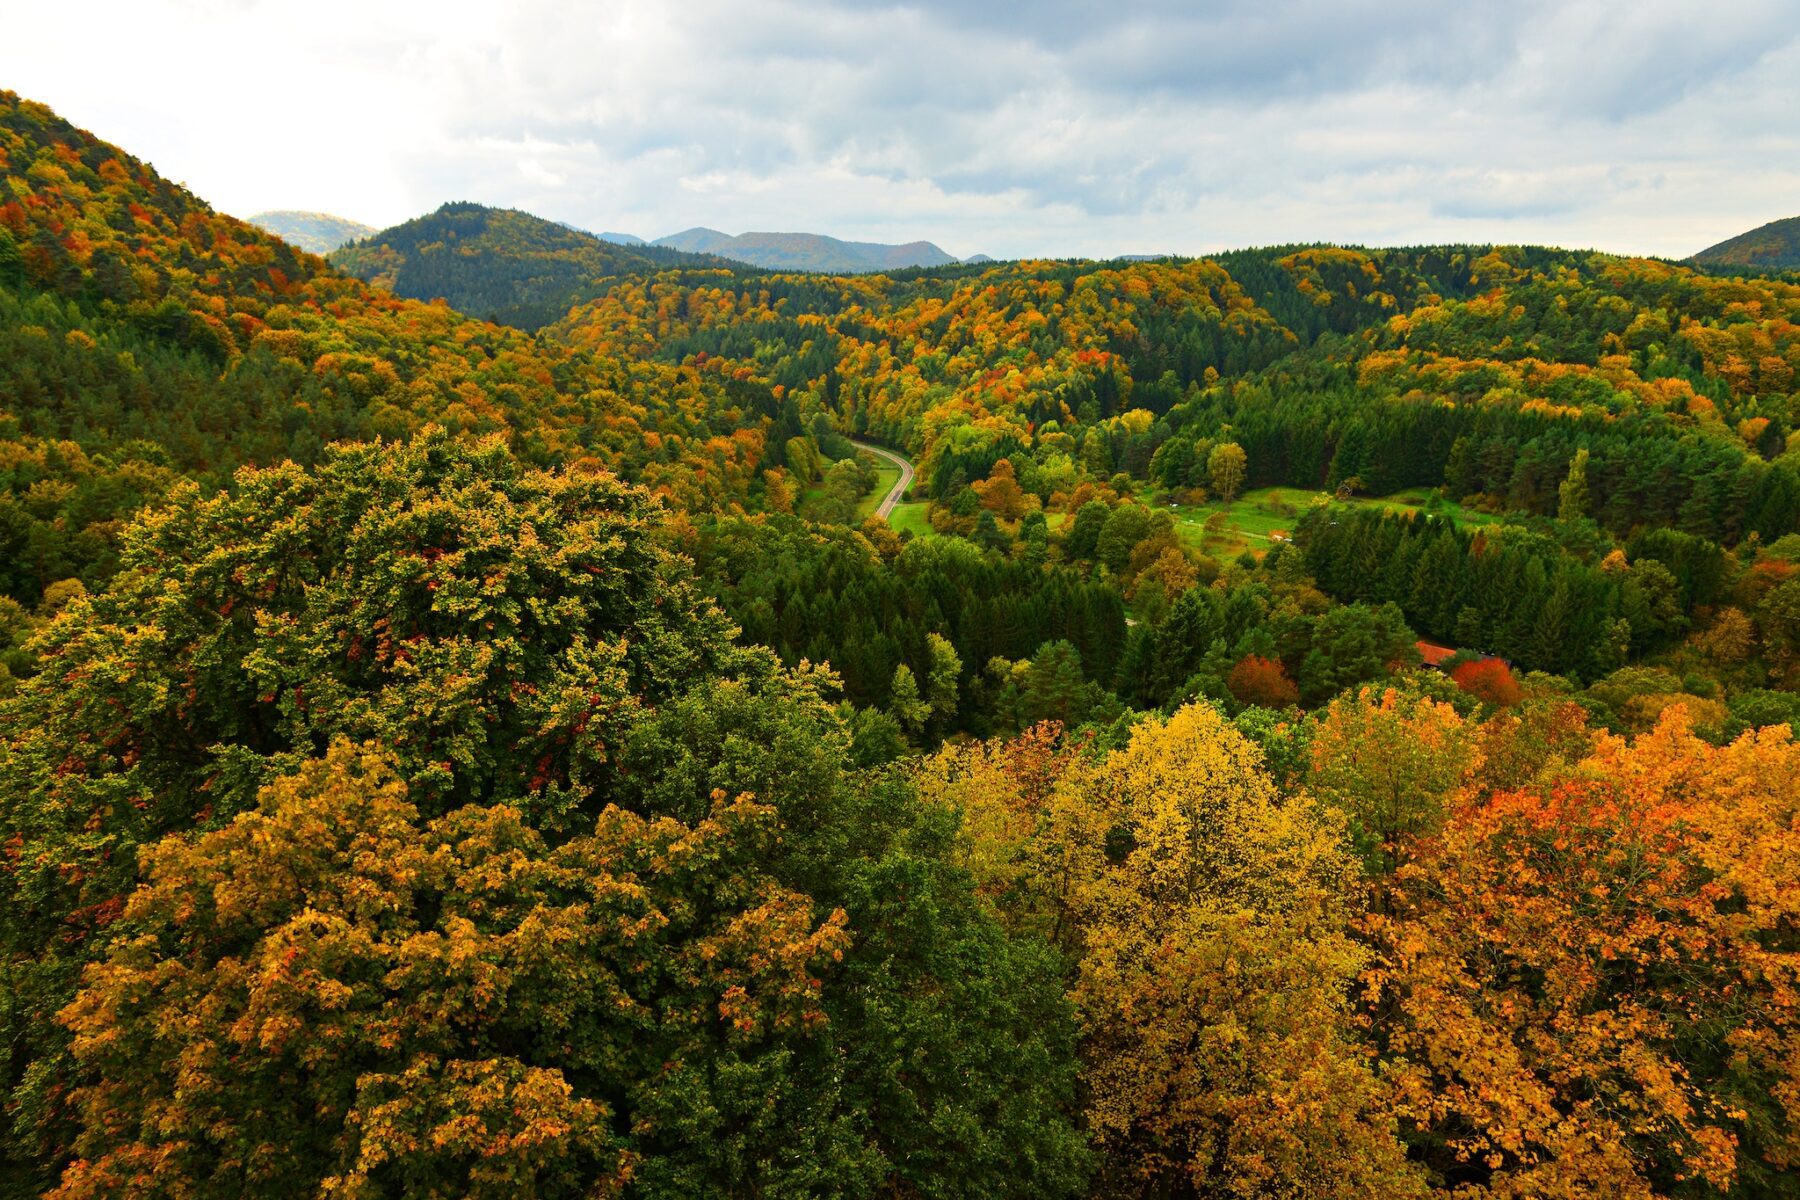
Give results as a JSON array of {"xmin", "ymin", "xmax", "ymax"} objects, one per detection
[{"xmin": 6, "ymin": 0, "xmax": 1797, "ymax": 260}]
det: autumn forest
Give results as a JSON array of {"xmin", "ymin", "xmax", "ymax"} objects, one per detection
[{"xmin": 3, "ymin": 85, "xmax": 1800, "ymax": 1200}]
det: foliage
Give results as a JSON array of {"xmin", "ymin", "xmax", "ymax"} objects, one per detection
[
  {"xmin": 331, "ymin": 203, "xmax": 740, "ymax": 331},
  {"xmin": 1368, "ymin": 708, "xmax": 1800, "ymax": 1197}
]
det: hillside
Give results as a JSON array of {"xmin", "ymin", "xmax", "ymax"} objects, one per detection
[
  {"xmin": 1692, "ymin": 214, "xmax": 1800, "ymax": 272},
  {"xmin": 7, "ymin": 85, "xmax": 1800, "ymax": 1200},
  {"xmin": 330, "ymin": 203, "xmax": 743, "ymax": 329},
  {"xmin": 0, "ymin": 92, "xmax": 784, "ymax": 622},
  {"xmin": 246, "ymin": 209, "xmax": 377, "ymax": 254},
  {"xmin": 653, "ymin": 226, "xmax": 961, "ymax": 272}
]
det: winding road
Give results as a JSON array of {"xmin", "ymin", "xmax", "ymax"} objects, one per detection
[{"xmin": 850, "ymin": 439, "xmax": 915, "ymax": 519}]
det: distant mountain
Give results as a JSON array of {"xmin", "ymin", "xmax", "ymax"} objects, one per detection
[
  {"xmin": 652, "ymin": 227, "xmax": 959, "ymax": 273},
  {"xmin": 247, "ymin": 210, "xmax": 377, "ymax": 255},
  {"xmin": 597, "ymin": 231, "xmax": 646, "ymax": 245},
  {"xmin": 329, "ymin": 203, "xmax": 740, "ymax": 330},
  {"xmin": 962, "ymin": 253, "xmax": 996, "ymax": 265},
  {"xmin": 1691, "ymin": 215, "xmax": 1800, "ymax": 272}
]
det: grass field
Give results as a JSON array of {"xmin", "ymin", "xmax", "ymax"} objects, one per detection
[
  {"xmin": 1362, "ymin": 487, "xmax": 1506, "ymax": 529},
  {"xmin": 855, "ymin": 458, "xmax": 904, "ymax": 519},
  {"xmin": 880, "ymin": 482, "xmax": 1500, "ymax": 552},
  {"xmin": 886, "ymin": 501, "xmax": 936, "ymax": 538},
  {"xmin": 1145, "ymin": 485, "xmax": 1505, "ymax": 559}
]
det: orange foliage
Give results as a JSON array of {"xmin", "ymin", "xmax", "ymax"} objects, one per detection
[
  {"xmin": 1226, "ymin": 654, "xmax": 1299, "ymax": 708},
  {"xmin": 1369, "ymin": 708, "xmax": 1800, "ymax": 1195},
  {"xmin": 1449, "ymin": 657, "xmax": 1521, "ymax": 707}
]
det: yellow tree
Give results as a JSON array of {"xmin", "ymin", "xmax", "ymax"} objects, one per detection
[
  {"xmin": 1054, "ymin": 705, "xmax": 1422, "ymax": 1197},
  {"xmin": 1207, "ymin": 442, "xmax": 1248, "ymax": 502},
  {"xmin": 1309, "ymin": 684, "xmax": 1481, "ymax": 872},
  {"xmin": 51, "ymin": 741, "xmax": 856, "ymax": 1200}
]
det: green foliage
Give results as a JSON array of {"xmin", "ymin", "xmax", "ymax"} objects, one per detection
[
  {"xmin": 1, "ymin": 433, "xmax": 1088, "ymax": 1198},
  {"xmin": 331, "ymin": 202, "xmax": 740, "ymax": 330}
]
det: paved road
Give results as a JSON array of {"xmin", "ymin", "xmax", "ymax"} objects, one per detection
[{"xmin": 850, "ymin": 439, "xmax": 915, "ymax": 519}]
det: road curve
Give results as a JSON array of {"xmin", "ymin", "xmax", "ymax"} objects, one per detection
[{"xmin": 849, "ymin": 438, "xmax": 915, "ymax": 520}]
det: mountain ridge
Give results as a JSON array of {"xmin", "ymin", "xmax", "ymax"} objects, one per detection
[
  {"xmin": 652, "ymin": 226, "xmax": 961, "ymax": 273},
  {"xmin": 246, "ymin": 209, "xmax": 376, "ymax": 254},
  {"xmin": 1691, "ymin": 214, "xmax": 1800, "ymax": 272},
  {"xmin": 329, "ymin": 202, "xmax": 741, "ymax": 329}
]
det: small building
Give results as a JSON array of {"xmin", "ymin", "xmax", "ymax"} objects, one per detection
[{"xmin": 1415, "ymin": 640, "xmax": 1457, "ymax": 670}]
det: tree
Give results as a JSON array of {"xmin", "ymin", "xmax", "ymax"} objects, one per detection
[
  {"xmin": 785, "ymin": 435, "xmax": 821, "ymax": 482},
  {"xmin": 1557, "ymin": 447, "xmax": 1590, "ymax": 522},
  {"xmin": 1064, "ymin": 500, "xmax": 1111, "ymax": 562},
  {"xmin": 972, "ymin": 458, "xmax": 1029, "ymax": 521},
  {"xmin": 0, "ymin": 431, "xmax": 748, "ymax": 1169},
  {"xmin": 1023, "ymin": 640, "xmax": 1090, "ymax": 728},
  {"xmin": 1308, "ymin": 684, "xmax": 1479, "ymax": 872},
  {"xmin": 890, "ymin": 662, "xmax": 931, "ymax": 735},
  {"xmin": 1368, "ymin": 710, "xmax": 1800, "ymax": 1197},
  {"xmin": 51, "ymin": 741, "xmax": 855, "ymax": 1200},
  {"xmin": 1299, "ymin": 602, "xmax": 1416, "ymax": 704},
  {"xmin": 1095, "ymin": 504, "xmax": 1152, "ymax": 575},
  {"xmin": 1226, "ymin": 653, "xmax": 1299, "ymax": 708},
  {"xmin": 1054, "ymin": 705, "xmax": 1424, "ymax": 1196},
  {"xmin": 1207, "ymin": 441, "xmax": 1248, "ymax": 502},
  {"xmin": 1449, "ymin": 657, "xmax": 1521, "ymax": 708},
  {"xmin": 924, "ymin": 632, "xmax": 962, "ymax": 730}
]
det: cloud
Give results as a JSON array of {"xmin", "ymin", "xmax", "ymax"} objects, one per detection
[{"xmin": 2, "ymin": 0, "xmax": 1796, "ymax": 259}]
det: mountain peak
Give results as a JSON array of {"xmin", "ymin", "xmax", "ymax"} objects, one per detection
[{"xmin": 327, "ymin": 203, "xmax": 738, "ymax": 329}]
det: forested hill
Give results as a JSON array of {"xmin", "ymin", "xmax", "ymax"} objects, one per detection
[
  {"xmin": 652, "ymin": 226, "xmax": 962, "ymax": 272},
  {"xmin": 547, "ymin": 244, "xmax": 1800, "ymax": 545},
  {"xmin": 7, "ymin": 87, "xmax": 1800, "ymax": 1200},
  {"xmin": 331, "ymin": 202, "xmax": 746, "ymax": 329},
  {"xmin": 247, "ymin": 209, "xmax": 377, "ymax": 254},
  {"xmin": 0, "ymin": 91, "xmax": 786, "ymax": 618},
  {"xmin": 1692, "ymin": 213, "xmax": 1800, "ymax": 273}
]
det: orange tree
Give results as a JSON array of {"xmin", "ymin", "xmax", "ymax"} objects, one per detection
[{"xmin": 1366, "ymin": 708, "xmax": 1800, "ymax": 1197}]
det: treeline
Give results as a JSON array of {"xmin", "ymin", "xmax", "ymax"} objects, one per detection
[
  {"xmin": 688, "ymin": 517, "xmax": 1127, "ymax": 722},
  {"xmin": 1153, "ymin": 357, "xmax": 1800, "ymax": 544}
]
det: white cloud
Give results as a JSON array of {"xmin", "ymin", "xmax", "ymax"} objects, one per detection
[{"xmin": 3, "ymin": 0, "xmax": 1795, "ymax": 259}]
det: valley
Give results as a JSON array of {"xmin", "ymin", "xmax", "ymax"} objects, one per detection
[{"xmin": 1, "ymin": 84, "xmax": 1798, "ymax": 1200}]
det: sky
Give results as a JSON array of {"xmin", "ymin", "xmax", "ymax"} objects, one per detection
[{"xmin": 5, "ymin": 0, "xmax": 1797, "ymax": 260}]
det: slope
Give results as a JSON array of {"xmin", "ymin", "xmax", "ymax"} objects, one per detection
[
  {"xmin": 331, "ymin": 202, "xmax": 744, "ymax": 330},
  {"xmin": 247, "ymin": 209, "xmax": 377, "ymax": 254},
  {"xmin": 1692, "ymin": 214, "xmax": 1800, "ymax": 273},
  {"xmin": 0, "ymin": 92, "xmax": 782, "ymax": 617}
]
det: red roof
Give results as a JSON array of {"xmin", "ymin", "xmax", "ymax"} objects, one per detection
[{"xmin": 1415, "ymin": 640, "xmax": 1457, "ymax": 667}]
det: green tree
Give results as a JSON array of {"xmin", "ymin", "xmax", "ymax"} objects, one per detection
[
  {"xmin": 1024, "ymin": 640, "xmax": 1091, "ymax": 727},
  {"xmin": 891, "ymin": 662, "xmax": 931, "ymax": 735},
  {"xmin": 1557, "ymin": 447, "xmax": 1590, "ymax": 522},
  {"xmin": 1207, "ymin": 441, "xmax": 1248, "ymax": 502},
  {"xmin": 925, "ymin": 632, "xmax": 963, "ymax": 730}
]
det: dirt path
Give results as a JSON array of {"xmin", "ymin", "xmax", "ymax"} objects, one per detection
[{"xmin": 850, "ymin": 439, "xmax": 915, "ymax": 519}]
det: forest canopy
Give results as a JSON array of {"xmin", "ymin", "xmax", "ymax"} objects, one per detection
[{"xmin": 2, "ymin": 90, "xmax": 1799, "ymax": 1200}]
